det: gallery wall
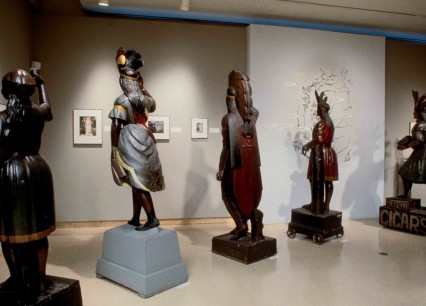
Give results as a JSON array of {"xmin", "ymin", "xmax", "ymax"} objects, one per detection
[
  {"xmin": 0, "ymin": 1, "xmax": 33, "ymax": 85},
  {"xmin": 249, "ymin": 25, "xmax": 385, "ymax": 222},
  {"xmin": 2, "ymin": 1, "xmax": 426, "ymax": 224},
  {"xmin": 31, "ymin": 14, "xmax": 247, "ymax": 222},
  {"xmin": 384, "ymin": 40, "xmax": 426, "ymax": 200}
]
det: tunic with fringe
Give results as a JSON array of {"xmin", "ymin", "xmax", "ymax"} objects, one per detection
[{"xmin": 0, "ymin": 103, "xmax": 55, "ymax": 244}]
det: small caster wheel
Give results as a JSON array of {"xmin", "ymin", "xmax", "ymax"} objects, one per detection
[
  {"xmin": 336, "ymin": 231, "xmax": 344, "ymax": 238},
  {"xmin": 287, "ymin": 228, "xmax": 296, "ymax": 239},
  {"xmin": 313, "ymin": 234, "xmax": 323, "ymax": 244}
]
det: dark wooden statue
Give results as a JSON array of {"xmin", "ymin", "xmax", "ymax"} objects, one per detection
[
  {"xmin": 0, "ymin": 68, "xmax": 55, "ymax": 298},
  {"xmin": 302, "ymin": 90, "xmax": 339, "ymax": 214},
  {"xmin": 287, "ymin": 90, "xmax": 343, "ymax": 244},
  {"xmin": 213, "ymin": 71, "xmax": 276, "ymax": 263},
  {"xmin": 217, "ymin": 70, "xmax": 264, "ymax": 243},
  {"xmin": 379, "ymin": 90, "xmax": 426, "ymax": 235},
  {"xmin": 109, "ymin": 47, "xmax": 165, "ymax": 231},
  {"xmin": 397, "ymin": 90, "xmax": 426, "ymax": 197}
]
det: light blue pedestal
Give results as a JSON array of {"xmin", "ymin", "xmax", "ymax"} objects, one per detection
[{"xmin": 96, "ymin": 224, "xmax": 188, "ymax": 298}]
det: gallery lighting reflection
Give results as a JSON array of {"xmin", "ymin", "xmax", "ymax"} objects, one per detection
[{"xmin": 98, "ymin": 0, "xmax": 109, "ymax": 7}]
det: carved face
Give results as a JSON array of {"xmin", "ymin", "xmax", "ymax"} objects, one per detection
[
  {"xmin": 317, "ymin": 105, "xmax": 329, "ymax": 117},
  {"xmin": 228, "ymin": 70, "xmax": 253, "ymax": 119}
]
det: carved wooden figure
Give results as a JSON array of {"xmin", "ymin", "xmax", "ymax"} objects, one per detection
[
  {"xmin": 287, "ymin": 90, "xmax": 343, "ymax": 244},
  {"xmin": 379, "ymin": 91, "xmax": 426, "ymax": 235},
  {"xmin": 397, "ymin": 90, "xmax": 426, "ymax": 198},
  {"xmin": 302, "ymin": 90, "xmax": 339, "ymax": 214},
  {"xmin": 0, "ymin": 68, "xmax": 54, "ymax": 298},
  {"xmin": 109, "ymin": 48, "xmax": 165, "ymax": 231},
  {"xmin": 217, "ymin": 70, "xmax": 264, "ymax": 243}
]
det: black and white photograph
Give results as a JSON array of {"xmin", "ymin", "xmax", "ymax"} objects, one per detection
[
  {"xmin": 147, "ymin": 115, "xmax": 170, "ymax": 140},
  {"xmin": 73, "ymin": 109, "xmax": 102, "ymax": 144},
  {"xmin": 191, "ymin": 118, "xmax": 208, "ymax": 139}
]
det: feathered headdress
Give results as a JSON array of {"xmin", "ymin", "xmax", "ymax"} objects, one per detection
[
  {"xmin": 115, "ymin": 47, "xmax": 144, "ymax": 80},
  {"xmin": 315, "ymin": 90, "xmax": 330, "ymax": 111},
  {"xmin": 413, "ymin": 90, "xmax": 426, "ymax": 112}
]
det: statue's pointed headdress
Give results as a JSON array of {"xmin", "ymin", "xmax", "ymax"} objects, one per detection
[
  {"xmin": 413, "ymin": 90, "xmax": 426, "ymax": 112},
  {"xmin": 315, "ymin": 90, "xmax": 330, "ymax": 111}
]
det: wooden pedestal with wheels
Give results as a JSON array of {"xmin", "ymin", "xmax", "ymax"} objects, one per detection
[{"xmin": 287, "ymin": 207, "xmax": 344, "ymax": 244}]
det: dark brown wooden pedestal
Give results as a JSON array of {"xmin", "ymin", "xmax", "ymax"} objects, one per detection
[
  {"xmin": 287, "ymin": 207, "xmax": 344, "ymax": 244},
  {"xmin": 0, "ymin": 275, "xmax": 83, "ymax": 306},
  {"xmin": 212, "ymin": 234, "xmax": 277, "ymax": 264}
]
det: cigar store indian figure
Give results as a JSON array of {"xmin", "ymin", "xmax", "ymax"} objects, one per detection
[
  {"xmin": 397, "ymin": 90, "xmax": 426, "ymax": 197},
  {"xmin": 302, "ymin": 90, "xmax": 339, "ymax": 214},
  {"xmin": 109, "ymin": 48, "xmax": 165, "ymax": 231},
  {"xmin": 217, "ymin": 70, "xmax": 264, "ymax": 243},
  {"xmin": 0, "ymin": 68, "xmax": 54, "ymax": 298}
]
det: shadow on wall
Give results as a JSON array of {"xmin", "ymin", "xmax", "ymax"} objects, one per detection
[
  {"xmin": 183, "ymin": 143, "xmax": 217, "ymax": 219},
  {"xmin": 274, "ymin": 130, "xmax": 311, "ymax": 223},
  {"xmin": 285, "ymin": 144, "xmax": 311, "ymax": 212},
  {"xmin": 342, "ymin": 122, "xmax": 385, "ymax": 218},
  {"xmin": 384, "ymin": 128, "xmax": 405, "ymax": 198},
  {"xmin": 180, "ymin": 143, "xmax": 223, "ymax": 247}
]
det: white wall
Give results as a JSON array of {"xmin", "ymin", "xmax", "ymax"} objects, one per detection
[
  {"xmin": 31, "ymin": 15, "xmax": 247, "ymax": 222},
  {"xmin": 249, "ymin": 25, "xmax": 385, "ymax": 223}
]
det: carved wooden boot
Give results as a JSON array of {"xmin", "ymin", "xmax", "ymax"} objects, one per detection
[{"xmin": 136, "ymin": 210, "xmax": 160, "ymax": 231}]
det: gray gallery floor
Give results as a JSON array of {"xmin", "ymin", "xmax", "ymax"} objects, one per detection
[{"xmin": 0, "ymin": 219, "xmax": 425, "ymax": 306}]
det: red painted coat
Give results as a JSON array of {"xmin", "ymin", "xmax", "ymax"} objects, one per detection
[{"xmin": 307, "ymin": 120, "xmax": 339, "ymax": 181}]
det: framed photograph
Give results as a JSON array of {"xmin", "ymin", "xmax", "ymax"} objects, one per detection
[
  {"xmin": 148, "ymin": 115, "xmax": 170, "ymax": 140},
  {"xmin": 191, "ymin": 118, "xmax": 208, "ymax": 139},
  {"xmin": 73, "ymin": 109, "xmax": 102, "ymax": 145}
]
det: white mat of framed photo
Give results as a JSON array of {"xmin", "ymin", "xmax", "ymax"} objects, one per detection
[
  {"xmin": 73, "ymin": 109, "xmax": 102, "ymax": 144},
  {"xmin": 191, "ymin": 118, "xmax": 208, "ymax": 139},
  {"xmin": 148, "ymin": 115, "xmax": 170, "ymax": 140}
]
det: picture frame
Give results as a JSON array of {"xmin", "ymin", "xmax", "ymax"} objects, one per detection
[
  {"xmin": 148, "ymin": 115, "xmax": 170, "ymax": 140},
  {"xmin": 73, "ymin": 109, "xmax": 102, "ymax": 145},
  {"xmin": 191, "ymin": 118, "xmax": 208, "ymax": 139}
]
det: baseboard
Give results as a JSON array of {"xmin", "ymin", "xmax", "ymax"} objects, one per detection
[{"xmin": 56, "ymin": 217, "xmax": 233, "ymax": 228}]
